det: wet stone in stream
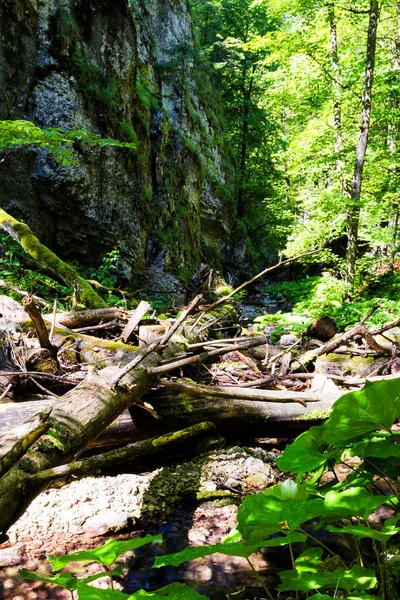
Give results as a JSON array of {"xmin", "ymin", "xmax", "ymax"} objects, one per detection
[{"xmin": 0, "ymin": 446, "xmax": 280, "ymax": 599}]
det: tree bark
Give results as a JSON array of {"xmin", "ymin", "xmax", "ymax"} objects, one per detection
[
  {"xmin": 345, "ymin": 0, "xmax": 380, "ymax": 292},
  {"xmin": 0, "ymin": 208, "xmax": 107, "ymax": 309}
]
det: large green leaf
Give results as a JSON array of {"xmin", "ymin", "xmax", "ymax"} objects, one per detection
[
  {"xmin": 327, "ymin": 522, "xmax": 400, "ymax": 543},
  {"xmin": 49, "ymin": 535, "xmax": 162, "ymax": 569},
  {"xmin": 350, "ymin": 432, "xmax": 400, "ymax": 460},
  {"xmin": 76, "ymin": 581, "xmax": 130, "ymax": 599},
  {"xmin": 19, "ymin": 569, "xmax": 78, "ymax": 591},
  {"xmin": 237, "ymin": 480, "xmax": 325, "ymax": 538},
  {"xmin": 128, "ymin": 582, "xmax": 209, "ymax": 599},
  {"xmin": 278, "ymin": 565, "xmax": 377, "ymax": 593},
  {"xmin": 277, "ymin": 427, "xmax": 330, "ymax": 475},
  {"xmin": 19, "ymin": 567, "xmax": 124, "ymax": 590},
  {"xmin": 322, "ymin": 380, "xmax": 400, "ymax": 447},
  {"xmin": 322, "ymin": 487, "xmax": 395, "ymax": 520},
  {"xmin": 153, "ymin": 532, "xmax": 306, "ymax": 568}
]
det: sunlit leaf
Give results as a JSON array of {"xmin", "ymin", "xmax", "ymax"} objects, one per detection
[
  {"xmin": 19, "ymin": 569, "xmax": 77, "ymax": 591},
  {"xmin": 49, "ymin": 534, "xmax": 162, "ymax": 569},
  {"xmin": 153, "ymin": 532, "xmax": 306, "ymax": 568},
  {"xmin": 322, "ymin": 380, "xmax": 400, "ymax": 446},
  {"xmin": 322, "ymin": 487, "xmax": 395, "ymax": 520},
  {"xmin": 278, "ymin": 565, "xmax": 377, "ymax": 593}
]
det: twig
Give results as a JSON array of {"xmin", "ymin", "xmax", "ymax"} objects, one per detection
[
  {"xmin": 0, "ymin": 383, "xmax": 12, "ymax": 401},
  {"xmin": 0, "ymin": 280, "xmax": 51, "ymax": 308},
  {"xmin": 49, "ymin": 299, "xmax": 58, "ymax": 343},
  {"xmin": 150, "ymin": 337, "xmax": 267, "ymax": 376},
  {"xmin": 160, "ymin": 294, "xmax": 203, "ymax": 347},
  {"xmin": 29, "ymin": 377, "xmax": 59, "ymax": 398},
  {"xmin": 205, "ymin": 248, "xmax": 323, "ymax": 312}
]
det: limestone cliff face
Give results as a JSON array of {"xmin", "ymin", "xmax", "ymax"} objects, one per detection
[{"xmin": 0, "ymin": 0, "xmax": 233, "ymax": 285}]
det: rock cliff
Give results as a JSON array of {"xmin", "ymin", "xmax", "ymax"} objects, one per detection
[{"xmin": 0, "ymin": 0, "xmax": 234, "ymax": 286}]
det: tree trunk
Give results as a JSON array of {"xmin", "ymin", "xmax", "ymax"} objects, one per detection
[
  {"xmin": 326, "ymin": 2, "xmax": 345, "ymax": 190},
  {"xmin": 345, "ymin": 0, "xmax": 380, "ymax": 292},
  {"xmin": 0, "ymin": 208, "xmax": 107, "ymax": 309},
  {"xmin": 0, "ymin": 304, "xmax": 235, "ymax": 537}
]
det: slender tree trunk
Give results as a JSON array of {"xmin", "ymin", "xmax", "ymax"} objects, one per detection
[
  {"xmin": 345, "ymin": 0, "xmax": 380, "ymax": 292},
  {"xmin": 326, "ymin": 2, "xmax": 345, "ymax": 190},
  {"xmin": 389, "ymin": 3, "xmax": 400, "ymax": 272},
  {"xmin": 237, "ymin": 63, "xmax": 255, "ymax": 219}
]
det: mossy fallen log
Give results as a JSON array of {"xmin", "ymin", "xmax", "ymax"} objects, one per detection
[{"xmin": 0, "ymin": 208, "xmax": 107, "ymax": 309}]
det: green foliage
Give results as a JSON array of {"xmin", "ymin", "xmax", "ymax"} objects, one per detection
[
  {"xmin": 20, "ymin": 536, "xmax": 207, "ymax": 600},
  {"xmin": 21, "ymin": 379, "xmax": 400, "ymax": 599},
  {"xmin": 90, "ymin": 250, "xmax": 121, "ymax": 291},
  {"xmin": 0, "ymin": 120, "xmax": 136, "ymax": 166},
  {"xmin": 261, "ymin": 270, "xmax": 400, "ymax": 329},
  {"xmin": 155, "ymin": 378, "xmax": 400, "ymax": 599}
]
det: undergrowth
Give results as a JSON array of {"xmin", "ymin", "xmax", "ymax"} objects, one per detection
[{"xmin": 262, "ymin": 271, "xmax": 400, "ymax": 330}]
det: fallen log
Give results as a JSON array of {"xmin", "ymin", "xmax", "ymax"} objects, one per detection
[
  {"xmin": 47, "ymin": 307, "xmax": 126, "ymax": 330},
  {"xmin": 0, "ymin": 303, "xmax": 236, "ymax": 536},
  {"xmin": 159, "ymin": 378, "xmax": 341, "ymax": 406},
  {"xmin": 31, "ymin": 422, "xmax": 216, "ymax": 484},
  {"xmin": 129, "ymin": 389, "xmax": 340, "ymax": 439}
]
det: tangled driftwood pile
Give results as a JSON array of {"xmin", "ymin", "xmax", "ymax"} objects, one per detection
[{"xmin": 1, "ymin": 255, "xmax": 400, "ymax": 539}]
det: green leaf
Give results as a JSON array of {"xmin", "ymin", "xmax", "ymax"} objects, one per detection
[
  {"xmin": 323, "ymin": 487, "xmax": 395, "ymax": 520},
  {"xmin": 19, "ymin": 569, "xmax": 78, "ymax": 591},
  {"xmin": 153, "ymin": 532, "xmax": 306, "ymax": 568},
  {"xmin": 76, "ymin": 581, "xmax": 130, "ymax": 599},
  {"xmin": 350, "ymin": 432, "xmax": 400, "ymax": 459},
  {"xmin": 49, "ymin": 534, "xmax": 162, "ymax": 569},
  {"xmin": 278, "ymin": 565, "xmax": 377, "ymax": 593},
  {"xmin": 327, "ymin": 522, "xmax": 400, "ymax": 542},
  {"xmin": 294, "ymin": 547, "xmax": 323, "ymax": 573},
  {"xmin": 277, "ymin": 427, "xmax": 331, "ymax": 475},
  {"xmin": 128, "ymin": 582, "xmax": 209, "ymax": 599},
  {"xmin": 237, "ymin": 480, "xmax": 325, "ymax": 539},
  {"xmin": 322, "ymin": 380, "xmax": 400, "ymax": 446}
]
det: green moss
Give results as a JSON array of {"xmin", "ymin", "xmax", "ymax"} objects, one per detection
[
  {"xmin": 294, "ymin": 410, "xmax": 331, "ymax": 421},
  {"xmin": 0, "ymin": 209, "xmax": 106, "ymax": 309}
]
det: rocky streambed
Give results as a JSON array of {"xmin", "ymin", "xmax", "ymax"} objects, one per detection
[{"xmin": 0, "ymin": 445, "xmax": 282, "ymax": 599}]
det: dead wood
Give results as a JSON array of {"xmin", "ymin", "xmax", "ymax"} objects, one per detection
[
  {"xmin": 22, "ymin": 296, "xmax": 58, "ymax": 357},
  {"xmin": 30, "ymin": 422, "xmax": 216, "ymax": 484},
  {"xmin": 130, "ymin": 388, "xmax": 339, "ymax": 439},
  {"xmin": 151, "ymin": 336, "xmax": 266, "ymax": 376},
  {"xmin": 0, "ymin": 303, "xmax": 236, "ymax": 536},
  {"xmin": 159, "ymin": 378, "xmax": 341, "ymax": 406},
  {"xmin": 51, "ymin": 307, "xmax": 125, "ymax": 330},
  {"xmin": 307, "ymin": 316, "xmax": 337, "ymax": 341},
  {"xmin": 121, "ymin": 301, "xmax": 150, "ymax": 343}
]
